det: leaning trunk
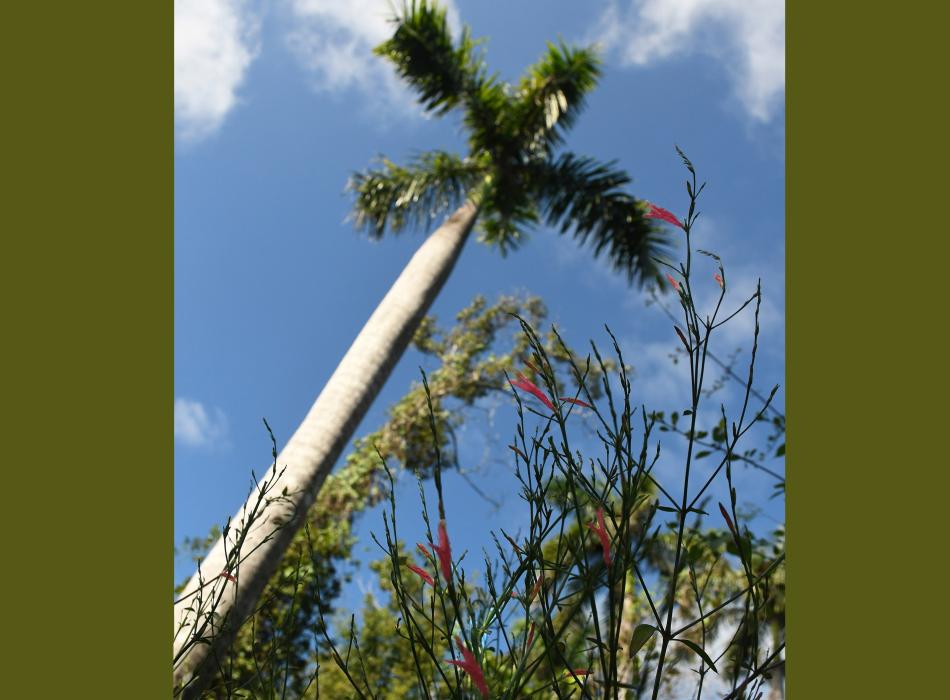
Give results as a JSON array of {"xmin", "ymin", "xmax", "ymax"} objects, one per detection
[{"xmin": 173, "ymin": 202, "xmax": 479, "ymax": 697}]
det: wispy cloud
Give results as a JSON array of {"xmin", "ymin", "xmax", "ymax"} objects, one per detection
[
  {"xmin": 623, "ymin": 338, "xmax": 695, "ymax": 410},
  {"xmin": 286, "ymin": 0, "xmax": 460, "ymax": 118},
  {"xmin": 588, "ymin": 0, "xmax": 785, "ymax": 122},
  {"xmin": 175, "ymin": 0, "xmax": 261, "ymax": 142},
  {"xmin": 174, "ymin": 397, "xmax": 230, "ymax": 449}
]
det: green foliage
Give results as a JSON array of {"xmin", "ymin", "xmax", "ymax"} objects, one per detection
[
  {"xmin": 531, "ymin": 154, "xmax": 672, "ymax": 283},
  {"xmin": 310, "ymin": 512, "xmax": 783, "ymax": 699},
  {"xmin": 316, "ymin": 551, "xmax": 449, "ymax": 699},
  {"xmin": 374, "ymin": 1, "xmax": 476, "ymax": 116},
  {"xmin": 513, "ymin": 43, "xmax": 602, "ymax": 153},
  {"xmin": 349, "ymin": 151, "xmax": 487, "ymax": 239},
  {"xmin": 349, "ymin": 0, "xmax": 670, "ymax": 282}
]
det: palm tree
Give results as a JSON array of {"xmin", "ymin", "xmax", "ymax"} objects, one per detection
[{"xmin": 173, "ymin": 2, "xmax": 671, "ymax": 695}]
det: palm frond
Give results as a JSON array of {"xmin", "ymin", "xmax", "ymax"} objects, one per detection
[
  {"xmin": 374, "ymin": 1, "xmax": 477, "ymax": 115},
  {"xmin": 532, "ymin": 154, "xmax": 675, "ymax": 284},
  {"xmin": 473, "ymin": 158, "xmax": 544, "ymax": 255},
  {"xmin": 462, "ymin": 76, "xmax": 512, "ymax": 159},
  {"xmin": 475, "ymin": 195, "xmax": 538, "ymax": 255},
  {"xmin": 348, "ymin": 151, "xmax": 487, "ymax": 238},
  {"xmin": 514, "ymin": 43, "xmax": 602, "ymax": 154}
]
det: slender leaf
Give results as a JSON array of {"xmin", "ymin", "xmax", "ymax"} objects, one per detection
[
  {"xmin": 673, "ymin": 638, "xmax": 718, "ymax": 674},
  {"xmin": 628, "ymin": 624, "xmax": 657, "ymax": 658}
]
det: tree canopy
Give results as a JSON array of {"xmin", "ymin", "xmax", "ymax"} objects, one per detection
[{"xmin": 350, "ymin": 1, "xmax": 671, "ymax": 284}]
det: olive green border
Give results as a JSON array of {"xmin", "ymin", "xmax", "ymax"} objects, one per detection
[
  {"xmin": 4, "ymin": 3, "xmax": 171, "ymax": 696},
  {"xmin": 788, "ymin": 4, "xmax": 947, "ymax": 698},
  {"xmin": 7, "ymin": 1, "xmax": 944, "ymax": 696}
]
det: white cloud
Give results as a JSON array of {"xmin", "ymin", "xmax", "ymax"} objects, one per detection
[
  {"xmin": 589, "ymin": 0, "xmax": 785, "ymax": 122},
  {"xmin": 286, "ymin": 0, "xmax": 460, "ymax": 117},
  {"xmin": 174, "ymin": 397, "xmax": 230, "ymax": 448},
  {"xmin": 622, "ymin": 338, "xmax": 694, "ymax": 410},
  {"xmin": 175, "ymin": 0, "xmax": 261, "ymax": 141}
]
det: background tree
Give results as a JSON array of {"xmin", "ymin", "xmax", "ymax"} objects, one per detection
[
  {"xmin": 308, "ymin": 524, "xmax": 783, "ymax": 699},
  {"xmin": 174, "ymin": 2, "xmax": 671, "ymax": 693}
]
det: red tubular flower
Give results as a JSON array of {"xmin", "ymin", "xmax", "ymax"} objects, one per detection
[
  {"xmin": 674, "ymin": 325, "xmax": 690, "ymax": 351},
  {"xmin": 526, "ymin": 623, "xmax": 536, "ymax": 649},
  {"xmin": 508, "ymin": 444, "xmax": 530, "ymax": 463},
  {"xmin": 564, "ymin": 668, "xmax": 591, "ymax": 680},
  {"xmin": 644, "ymin": 202, "xmax": 684, "ymax": 229},
  {"xmin": 586, "ymin": 507, "xmax": 612, "ymax": 568},
  {"xmin": 714, "ymin": 272, "xmax": 724, "ymax": 288},
  {"xmin": 432, "ymin": 519, "xmax": 453, "ymax": 583},
  {"xmin": 511, "ymin": 373, "xmax": 556, "ymax": 412},
  {"xmin": 407, "ymin": 563, "xmax": 434, "ymax": 587},
  {"xmin": 417, "ymin": 542, "xmax": 431, "ymax": 559},
  {"xmin": 445, "ymin": 636, "xmax": 489, "ymax": 698},
  {"xmin": 527, "ymin": 575, "xmax": 544, "ymax": 604},
  {"xmin": 503, "ymin": 532, "xmax": 525, "ymax": 556},
  {"xmin": 561, "ymin": 397, "xmax": 592, "ymax": 409},
  {"xmin": 666, "ymin": 273, "xmax": 682, "ymax": 293},
  {"xmin": 219, "ymin": 570, "xmax": 237, "ymax": 583}
]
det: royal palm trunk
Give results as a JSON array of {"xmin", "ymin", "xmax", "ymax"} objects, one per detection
[{"xmin": 173, "ymin": 201, "xmax": 478, "ymax": 697}]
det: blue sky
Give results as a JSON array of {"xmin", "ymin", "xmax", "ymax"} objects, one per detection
[{"xmin": 174, "ymin": 0, "xmax": 785, "ymax": 608}]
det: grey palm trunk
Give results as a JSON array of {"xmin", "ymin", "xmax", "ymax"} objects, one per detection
[{"xmin": 173, "ymin": 201, "xmax": 479, "ymax": 697}]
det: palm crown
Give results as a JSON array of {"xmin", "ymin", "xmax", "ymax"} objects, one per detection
[{"xmin": 350, "ymin": 0, "xmax": 671, "ymax": 284}]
